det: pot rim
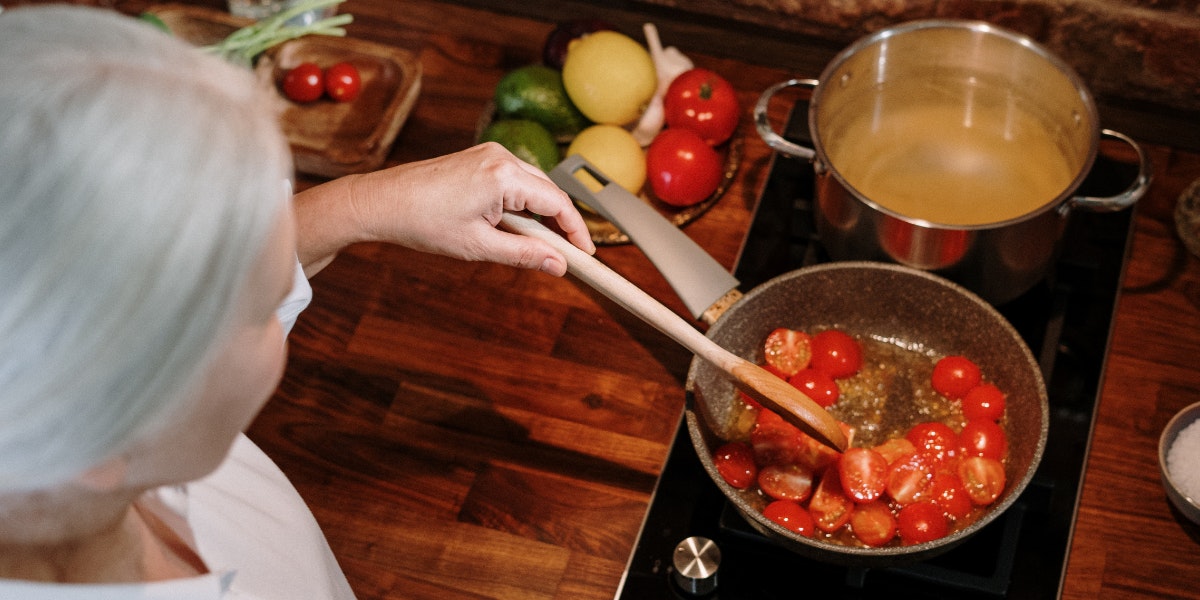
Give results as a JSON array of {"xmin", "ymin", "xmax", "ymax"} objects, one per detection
[{"xmin": 807, "ymin": 19, "xmax": 1102, "ymax": 231}]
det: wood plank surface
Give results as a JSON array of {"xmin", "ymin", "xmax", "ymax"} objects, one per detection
[{"xmin": 13, "ymin": 0, "xmax": 1200, "ymax": 596}]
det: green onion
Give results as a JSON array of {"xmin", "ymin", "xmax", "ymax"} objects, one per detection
[{"xmin": 204, "ymin": 0, "xmax": 353, "ymax": 68}]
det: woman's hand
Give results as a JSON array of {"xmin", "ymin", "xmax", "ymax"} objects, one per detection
[{"xmin": 293, "ymin": 143, "xmax": 595, "ymax": 277}]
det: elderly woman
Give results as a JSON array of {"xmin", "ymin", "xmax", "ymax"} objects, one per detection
[{"xmin": 0, "ymin": 5, "xmax": 593, "ymax": 598}]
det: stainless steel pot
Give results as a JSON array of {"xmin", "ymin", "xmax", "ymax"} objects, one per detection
[{"xmin": 754, "ymin": 20, "xmax": 1151, "ymax": 305}]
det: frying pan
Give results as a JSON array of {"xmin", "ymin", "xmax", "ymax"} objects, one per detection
[{"xmin": 546, "ymin": 155, "xmax": 1049, "ymax": 566}]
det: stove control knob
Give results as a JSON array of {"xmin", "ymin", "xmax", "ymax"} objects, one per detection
[{"xmin": 672, "ymin": 536, "xmax": 721, "ymax": 596}]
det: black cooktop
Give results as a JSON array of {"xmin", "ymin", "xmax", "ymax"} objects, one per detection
[{"xmin": 614, "ymin": 104, "xmax": 1136, "ymax": 599}]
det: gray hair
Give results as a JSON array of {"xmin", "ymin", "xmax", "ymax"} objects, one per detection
[{"xmin": 0, "ymin": 6, "xmax": 292, "ymax": 492}]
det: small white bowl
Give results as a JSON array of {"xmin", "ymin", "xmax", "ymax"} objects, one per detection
[{"xmin": 1159, "ymin": 401, "xmax": 1200, "ymax": 525}]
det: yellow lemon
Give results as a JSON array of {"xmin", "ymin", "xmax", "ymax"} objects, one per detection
[
  {"xmin": 566, "ymin": 124, "xmax": 646, "ymax": 194},
  {"xmin": 561, "ymin": 31, "xmax": 656, "ymax": 126}
]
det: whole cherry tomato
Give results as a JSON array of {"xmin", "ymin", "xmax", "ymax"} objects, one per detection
[
  {"xmin": 906, "ymin": 421, "xmax": 960, "ymax": 462},
  {"xmin": 897, "ymin": 501, "xmax": 949, "ymax": 544},
  {"xmin": 763, "ymin": 500, "xmax": 816, "ymax": 537},
  {"xmin": 788, "ymin": 368, "xmax": 839, "ymax": 408},
  {"xmin": 712, "ymin": 442, "xmax": 757, "ymax": 489},
  {"xmin": 962, "ymin": 383, "xmax": 1006, "ymax": 421},
  {"xmin": 809, "ymin": 329, "xmax": 862, "ymax": 379},
  {"xmin": 282, "ymin": 62, "xmax": 324, "ymax": 103},
  {"xmin": 645, "ymin": 128, "xmax": 723, "ymax": 207},
  {"xmin": 931, "ymin": 355, "xmax": 982, "ymax": 399},
  {"xmin": 663, "ymin": 68, "xmax": 740, "ymax": 145},
  {"xmin": 959, "ymin": 419, "xmax": 1008, "ymax": 461},
  {"xmin": 325, "ymin": 61, "xmax": 362, "ymax": 102}
]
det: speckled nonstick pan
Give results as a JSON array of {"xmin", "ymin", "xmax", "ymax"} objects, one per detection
[{"xmin": 548, "ymin": 157, "xmax": 1049, "ymax": 566}]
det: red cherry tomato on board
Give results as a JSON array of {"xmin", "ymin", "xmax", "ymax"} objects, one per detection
[
  {"xmin": 809, "ymin": 329, "xmax": 862, "ymax": 379},
  {"xmin": 645, "ymin": 128, "xmax": 724, "ymax": 207},
  {"xmin": 282, "ymin": 62, "xmax": 324, "ymax": 103},
  {"xmin": 663, "ymin": 67, "xmax": 740, "ymax": 145},
  {"xmin": 325, "ymin": 61, "xmax": 362, "ymax": 102},
  {"xmin": 931, "ymin": 355, "xmax": 982, "ymax": 399}
]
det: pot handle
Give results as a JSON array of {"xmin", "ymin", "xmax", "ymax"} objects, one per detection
[
  {"xmin": 754, "ymin": 78, "xmax": 819, "ymax": 160},
  {"xmin": 1069, "ymin": 129, "xmax": 1153, "ymax": 212}
]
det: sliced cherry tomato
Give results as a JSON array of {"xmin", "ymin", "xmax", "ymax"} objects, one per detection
[
  {"xmin": 750, "ymin": 409, "xmax": 839, "ymax": 472},
  {"xmin": 897, "ymin": 501, "xmax": 949, "ymax": 544},
  {"xmin": 324, "ymin": 61, "xmax": 362, "ymax": 102},
  {"xmin": 958, "ymin": 456, "xmax": 1006, "ymax": 506},
  {"xmin": 712, "ymin": 442, "xmax": 758, "ymax": 489},
  {"xmin": 788, "ymin": 368, "xmax": 839, "ymax": 408},
  {"xmin": 849, "ymin": 500, "xmax": 898, "ymax": 547},
  {"xmin": 906, "ymin": 421, "xmax": 959, "ymax": 462},
  {"xmin": 809, "ymin": 468, "xmax": 854, "ymax": 533},
  {"xmin": 762, "ymin": 500, "xmax": 816, "ymax": 537},
  {"xmin": 873, "ymin": 437, "xmax": 917, "ymax": 465},
  {"xmin": 837, "ymin": 447, "xmax": 888, "ymax": 503},
  {"xmin": 809, "ymin": 329, "xmax": 862, "ymax": 379},
  {"xmin": 758, "ymin": 463, "xmax": 815, "ymax": 502},
  {"xmin": 959, "ymin": 419, "xmax": 1008, "ymax": 461},
  {"xmin": 886, "ymin": 451, "xmax": 936, "ymax": 505},
  {"xmin": 663, "ymin": 67, "xmax": 740, "ymax": 145},
  {"xmin": 929, "ymin": 471, "xmax": 974, "ymax": 520},
  {"xmin": 645, "ymin": 128, "xmax": 724, "ymax": 207},
  {"xmin": 762, "ymin": 328, "xmax": 811, "ymax": 377},
  {"xmin": 962, "ymin": 383, "xmax": 1006, "ymax": 421},
  {"xmin": 282, "ymin": 62, "xmax": 324, "ymax": 103},
  {"xmin": 931, "ymin": 355, "xmax": 982, "ymax": 399}
]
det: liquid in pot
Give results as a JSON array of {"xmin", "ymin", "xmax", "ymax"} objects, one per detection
[{"xmin": 828, "ymin": 102, "xmax": 1076, "ymax": 226}]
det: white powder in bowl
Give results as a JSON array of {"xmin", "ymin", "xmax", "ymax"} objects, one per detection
[{"xmin": 1168, "ymin": 417, "xmax": 1200, "ymax": 502}]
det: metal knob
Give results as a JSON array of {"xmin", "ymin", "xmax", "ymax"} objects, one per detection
[{"xmin": 672, "ymin": 536, "xmax": 721, "ymax": 596}]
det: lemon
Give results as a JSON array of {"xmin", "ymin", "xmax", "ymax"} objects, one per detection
[
  {"xmin": 566, "ymin": 124, "xmax": 646, "ymax": 193},
  {"xmin": 494, "ymin": 65, "xmax": 590, "ymax": 138},
  {"xmin": 562, "ymin": 31, "xmax": 657, "ymax": 126},
  {"xmin": 480, "ymin": 119, "xmax": 561, "ymax": 172}
]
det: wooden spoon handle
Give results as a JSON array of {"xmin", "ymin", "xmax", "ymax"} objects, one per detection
[{"xmin": 501, "ymin": 212, "xmax": 847, "ymax": 451}]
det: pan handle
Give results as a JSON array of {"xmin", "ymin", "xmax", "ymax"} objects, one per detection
[{"xmin": 549, "ymin": 155, "xmax": 741, "ymax": 323}]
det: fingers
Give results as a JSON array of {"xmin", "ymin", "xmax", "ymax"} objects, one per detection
[
  {"xmin": 482, "ymin": 227, "xmax": 569, "ymax": 276},
  {"xmin": 503, "ymin": 161, "xmax": 596, "ymax": 256}
]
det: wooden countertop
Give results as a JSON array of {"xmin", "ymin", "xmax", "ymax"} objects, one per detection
[{"xmin": 24, "ymin": 0, "xmax": 1200, "ymax": 596}]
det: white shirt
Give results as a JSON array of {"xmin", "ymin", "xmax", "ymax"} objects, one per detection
[{"xmin": 0, "ymin": 261, "xmax": 355, "ymax": 599}]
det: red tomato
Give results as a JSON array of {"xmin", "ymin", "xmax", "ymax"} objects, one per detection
[
  {"xmin": 645, "ymin": 128, "xmax": 724, "ymax": 207},
  {"xmin": 788, "ymin": 368, "xmax": 839, "ymax": 408},
  {"xmin": 906, "ymin": 421, "xmax": 959, "ymax": 462},
  {"xmin": 962, "ymin": 383, "xmax": 1006, "ymax": 421},
  {"xmin": 757, "ymin": 463, "xmax": 814, "ymax": 502},
  {"xmin": 837, "ymin": 447, "xmax": 888, "ymax": 503},
  {"xmin": 324, "ymin": 61, "xmax": 362, "ymax": 102},
  {"xmin": 712, "ymin": 442, "xmax": 757, "ymax": 489},
  {"xmin": 929, "ymin": 472, "xmax": 974, "ymax": 520},
  {"xmin": 762, "ymin": 328, "xmax": 811, "ymax": 377},
  {"xmin": 931, "ymin": 355, "xmax": 982, "ymax": 399},
  {"xmin": 958, "ymin": 456, "xmax": 1006, "ymax": 505},
  {"xmin": 849, "ymin": 501, "xmax": 898, "ymax": 547},
  {"xmin": 762, "ymin": 500, "xmax": 816, "ymax": 537},
  {"xmin": 897, "ymin": 501, "xmax": 949, "ymax": 544},
  {"xmin": 663, "ymin": 68, "xmax": 740, "ymax": 145},
  {"xmin": 282, "ymin": 62, "xmax": 324, "ymax": 103},
  {"xmin": 886, "ymin": 451, "xmax": 936, "ymax": 505},
  {"xmin": 809, "ymin": 329, "xmax": 862, "ymax": 379},
  {"xmin": 809, "ymin": 468, "xmax": 854, "ymax": 533},
  {"xmin": 750, "ymin": 409, "xmax": 806, "ymax": 466},
  {"xmin": 959, "ymin": 419, "xmax": 1008, "ymax": 461}
]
